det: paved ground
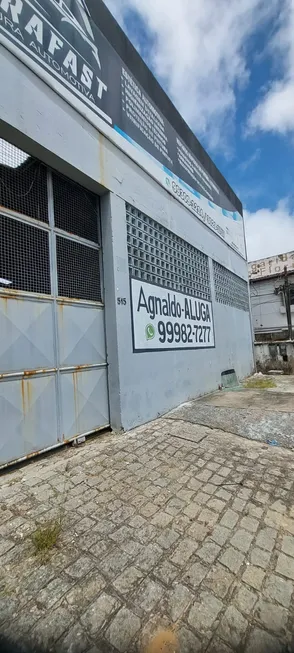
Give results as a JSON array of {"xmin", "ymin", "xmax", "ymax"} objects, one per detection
[
  {"xmin": 1, "ymin": 415, "xmax": 294, "ymax": 653},
  {"xmin": 198, "ymin": 377, "xmax": 294, "ymax": 412},
  {"xmin": 171, "ymin": 375, "xmax": 294, "ymax": 449}
]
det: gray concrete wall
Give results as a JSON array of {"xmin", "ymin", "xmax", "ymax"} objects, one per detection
[
  {"xmin": 0, "ymin": 47, "xmax": 254, "ymax": 430},
  {"xmin": 100, "ymin": 195, "xmax": 253, "ymax": 430}
]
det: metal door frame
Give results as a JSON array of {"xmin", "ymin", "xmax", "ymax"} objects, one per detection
[{"xmin": 0, "ymin": 159, "xmax": 110, "ymax": 468}]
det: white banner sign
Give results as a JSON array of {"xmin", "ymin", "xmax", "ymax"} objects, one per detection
[{"xmin": 131, "ymin": 279, "xmax": 215, "ymax": 352}]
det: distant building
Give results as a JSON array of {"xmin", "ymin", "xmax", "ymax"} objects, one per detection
[{"xmin": 249, "ymin": 252, "xmax": 294, "ymax": 342}]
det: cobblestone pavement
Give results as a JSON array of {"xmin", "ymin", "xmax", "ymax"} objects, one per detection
[{"xmin": 1, "ymin": 417, "xmax": 294, "ymax": 653}]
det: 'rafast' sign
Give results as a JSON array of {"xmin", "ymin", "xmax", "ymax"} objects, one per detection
[
  {"xmin": 0, "ymin": 0, "xmax": 110, "ymax": 123},
  {"xmin": 0, "ymin": 0, "xmax": 245, "ymax": 258}
]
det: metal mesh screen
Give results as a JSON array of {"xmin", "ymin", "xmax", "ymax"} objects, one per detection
[
  {"xmin": 126, "ymin": 204, "xmax": 211, "ymax": 300},
  {"xmin": 0, "ymin": 138, "xmax": 48, "ymax": 223},
  {"xmin": 0, "ymin": 214, "xmax": 51, "ymax": 294},
  {"xmin": 52, "ymin": 172, "xmax": 99, "ymax": 243},
  {"xmin": 56, "ymin": 236, "xmax": 101, "ymax": 302},
  {"xmin": 213, "ymin": 260, "xmax": 249, "ymax": 311}
]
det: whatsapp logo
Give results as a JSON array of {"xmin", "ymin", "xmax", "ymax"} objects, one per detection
[{"xmin": 146, "ymin": 324, "xmax": 155, "ymax": 340}]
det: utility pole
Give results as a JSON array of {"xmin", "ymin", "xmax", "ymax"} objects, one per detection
[{"xmin": 283, "ymin": 265, "xmax": 293, "ymax": 340}]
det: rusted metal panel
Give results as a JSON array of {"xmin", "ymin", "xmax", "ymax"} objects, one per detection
[
  {"xmin": 56, "ymin": 297, "xmax": 104, "ymax": 308},
  {"xmin": 0, "ymin": 368, "xmax": 56, "ymax": 380},
  {"xmin": 0, "ymin": 288, "xmax": 53, "ymax": 302},
  {"xmin": 0, "ymin": 374, "xmax": 58, "ymax": 466},
  {"xmin": 57, "ymin": 301, "xmax": 107, "ymax": 367},
  {"xmin": 60, "ymin": 366, "xmax": 109, "ymax": 440},
  {"xmin": 0, "ymin": 289, "xmax": 109, "ymax": 466},
  {"xmin": 0, "ymin": 295, "xmax": 55, "ymax": 373},
  {"xmin": 0, "ymin": 424, "xmax": 109, "ymax": 471},
  {"xmin": 0, "ymin": 157, "xmax": 109, "ymax": 468}
]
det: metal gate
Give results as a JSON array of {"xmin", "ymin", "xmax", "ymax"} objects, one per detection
[{"xmin": 0, "ymin": 138, "xmax": 109, "ymax": 467}]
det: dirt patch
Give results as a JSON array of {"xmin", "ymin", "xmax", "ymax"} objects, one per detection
[{"xmin": 144, "ymin": 630, "xmax": 178, "ymax": 653}]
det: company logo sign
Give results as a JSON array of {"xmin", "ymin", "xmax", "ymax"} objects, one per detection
[{"xmin": 0, "ymin": 0, "xmax": 110, "ymax": 122}]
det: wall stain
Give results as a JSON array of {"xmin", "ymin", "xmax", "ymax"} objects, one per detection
[
  {"xmin": 20, "ymin": 378, "xmax": 32, "ymax": 416},
  {"xmin": 72, "ymin": 370, "xmax": 80, "ymax": 436},
  {"xmin": 1, "ymin": 296, "xmax": 8, "ymax": 315}
]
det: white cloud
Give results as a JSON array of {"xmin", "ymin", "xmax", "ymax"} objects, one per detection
[
  {"xmin": 245, "ymin": 200, "xmax": 294, "ymax": 260},
  {"xmin": 238, "ymin": 148, "xmax": 261, "ymax": 172},
  {"xmin": 105, "ymin": 0, "xmax": 278, "ymax": 149},
  {"xmin": 248, "ymin": 0, "xmax": 294, "ymax": 134},
  {"xmin": 249, "ymin": 82, "xmax": 294, "ymax": 134}
]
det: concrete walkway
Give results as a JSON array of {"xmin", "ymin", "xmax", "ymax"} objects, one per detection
[
  {"xmin": 171, "ymin": 375, "xmax": 294, "ymax": 449},
  {"xmin": 1, "ymin": 411, "xmax": 294, "ymax": 652}
]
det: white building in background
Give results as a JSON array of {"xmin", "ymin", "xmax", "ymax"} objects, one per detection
[{"xmin": 249, "ymin": 252, "xmax": 294, "ymax": 342}]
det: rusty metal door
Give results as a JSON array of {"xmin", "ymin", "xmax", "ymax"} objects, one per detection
[{"xmin": 0, "ymin": 139, "xmax": 109, "ymax": 467}]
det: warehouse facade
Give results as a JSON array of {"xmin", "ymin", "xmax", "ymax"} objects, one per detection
[{"xmin": 0, "ymin": 0, "xmax": 253, "ymax": 467}]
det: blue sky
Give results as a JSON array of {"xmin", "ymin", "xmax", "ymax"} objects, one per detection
[{"xmin": 105, "ymin": 0, "xmax": 294, "ymax": 261}]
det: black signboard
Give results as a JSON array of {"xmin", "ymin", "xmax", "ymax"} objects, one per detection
[{"xmin": 0, "ymin": 0, "xmax": 245, "ymax": 256}]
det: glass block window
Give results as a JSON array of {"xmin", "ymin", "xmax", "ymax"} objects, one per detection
[
  {"xmin": 213, "ymin": 260, "xmax": 249, "ymax": 311},
  {"xmin": 0, "ymin": 213, "xmax": 51, "ymax": 294},
  {"xmin": 0, "ymin": 138, "xmax": 48, "ymax": 223},
  {"xmin": 126, "ymin": 204, "xmax": 211, "ymax": 300}
]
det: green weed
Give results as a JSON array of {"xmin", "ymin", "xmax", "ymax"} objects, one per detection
[
  {"xmin": 243, "ymin": 377, "xmax": 276, "ymax": 389},
  {"xmin": 31, "ymin": 518, "xmax": 62, "ymax": 557}
]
